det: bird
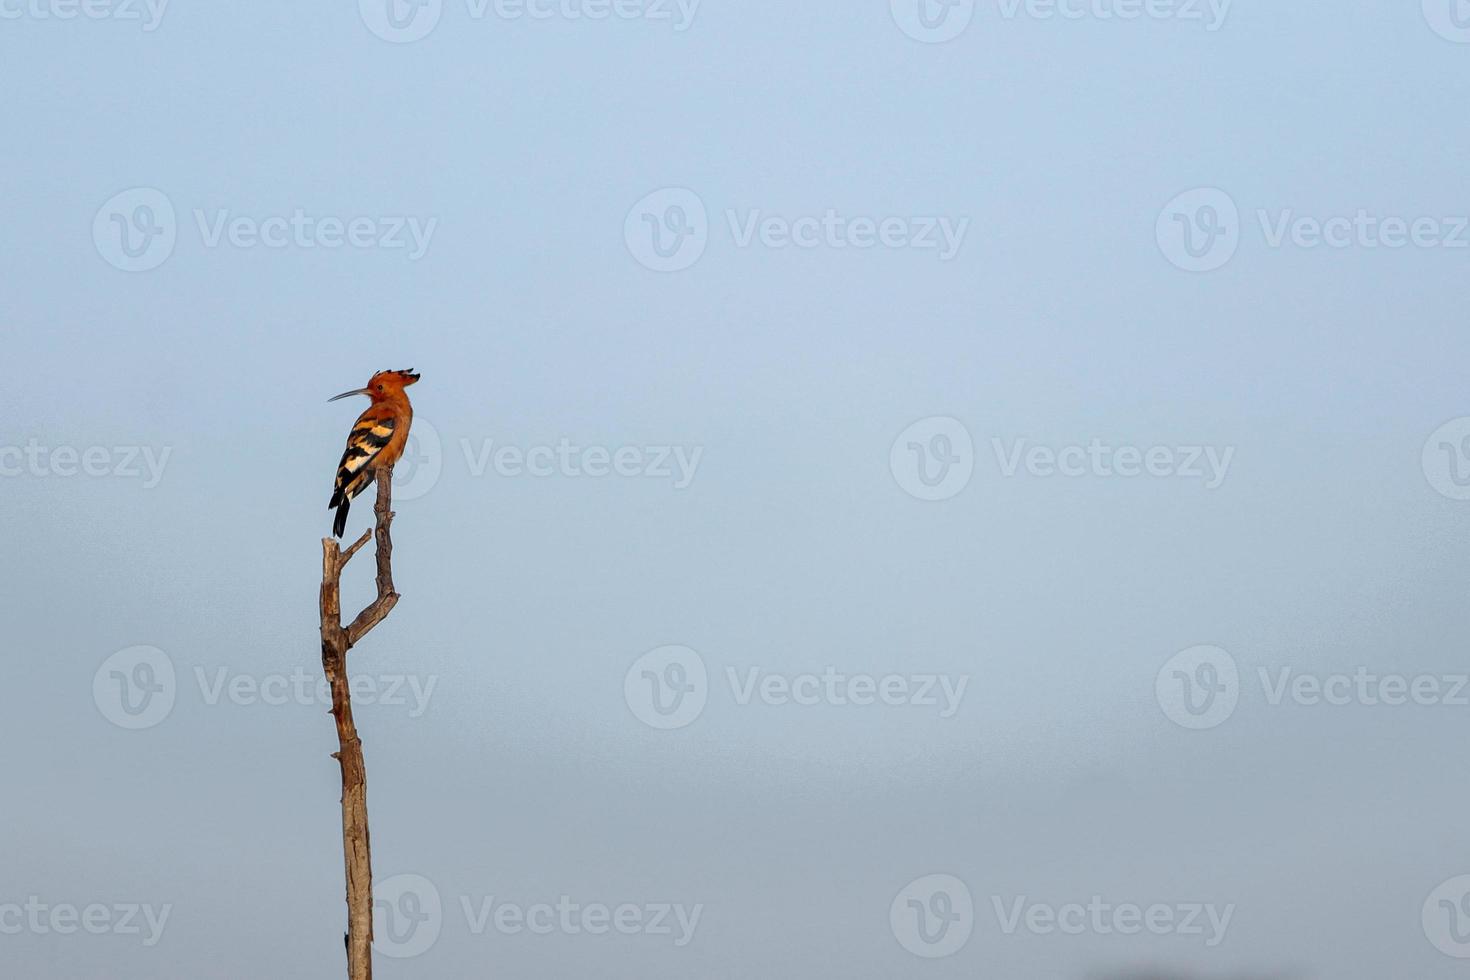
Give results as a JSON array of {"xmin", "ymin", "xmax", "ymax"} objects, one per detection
[{"xmin": 327, "ymin": 369, "xmax": 420, "ymax": 537}]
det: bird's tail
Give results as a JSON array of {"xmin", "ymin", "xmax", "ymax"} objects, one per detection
[{"xmin": 329, "ymin": 471, "xmax": 375, "ymax": 537}]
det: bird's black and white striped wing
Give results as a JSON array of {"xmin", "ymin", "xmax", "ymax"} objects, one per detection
[{"xmin": 329, "ymin": 416, "xmax": 396, "ymax": 510}]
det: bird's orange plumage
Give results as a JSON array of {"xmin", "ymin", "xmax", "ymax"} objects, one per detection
[{"xmin": 328, "ymin": 369, "xmax": 419, "ymax": 537}]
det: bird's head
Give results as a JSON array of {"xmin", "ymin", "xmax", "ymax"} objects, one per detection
[{"xmin": 329, "ymin": 369, "xmax": 421, "ymax": 403}]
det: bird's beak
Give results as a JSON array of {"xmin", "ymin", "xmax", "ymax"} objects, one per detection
[{"xmin": 328, "ymin": 388, "xmax": 370, "ymax": 402}]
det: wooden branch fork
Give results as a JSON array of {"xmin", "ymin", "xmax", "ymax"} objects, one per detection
[{"xmin": 319, "ymin": 468, "xmax": 399, "ymax": 980}]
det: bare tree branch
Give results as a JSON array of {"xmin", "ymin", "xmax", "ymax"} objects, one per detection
[
  {"xmin": 338, "ymin": 528, "xmax": 373, "ymax": 569},
  {"xmin": 319, "ymin": 467, "xmax": 401, "ymax": 980}
]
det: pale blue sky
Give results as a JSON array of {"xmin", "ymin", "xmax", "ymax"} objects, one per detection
[{"xmin": 4, "ymin": 2, "xmax": 1470, "ymax": 977}]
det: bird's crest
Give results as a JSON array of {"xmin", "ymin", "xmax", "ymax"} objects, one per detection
[{"xmin": 371, "ymin": 368, "xmax": 420, "ymax": 388}]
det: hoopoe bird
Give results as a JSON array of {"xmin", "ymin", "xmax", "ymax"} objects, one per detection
[{"xmin": 328, "ymin": 369, "xmax": 420, "ymax": 537}]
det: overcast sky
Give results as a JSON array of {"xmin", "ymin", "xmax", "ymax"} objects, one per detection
[{"xmin": 5, "ymin": 1, "xmax": 1470, "ymax": 977}]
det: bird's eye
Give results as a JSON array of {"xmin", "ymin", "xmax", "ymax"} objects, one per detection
[{"xmin": 376, "ymin": 384, "xmax": 384, "ymax": 392}]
